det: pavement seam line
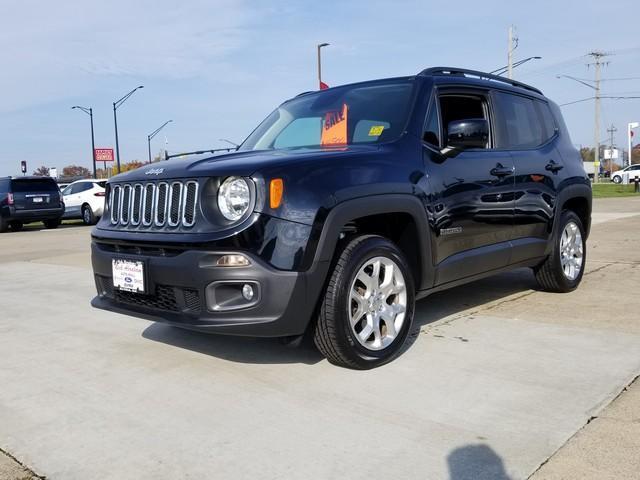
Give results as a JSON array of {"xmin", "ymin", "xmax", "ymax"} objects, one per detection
[
  {"xmin": 418, "ymin": 261, "xmax": 617, "ymax": 336},
  {"xmin": 526, "ymin": 373, "xmax": 640, "ymax": 479},
  {"xmin": 0, "ymin": 447, "xmax": 46, "ymax": 480}
]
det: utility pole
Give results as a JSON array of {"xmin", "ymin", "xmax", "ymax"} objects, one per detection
[
  {"xmin": 587, "ymin": 51, "xmax": 609, "ymax": 183},
  {"xmin": 507, "ymin": 25, "xmax": 518, "ymax": 79},
  {"xmin": 607, "ymin": 124, "xmax": 617, "ymax": 176}
]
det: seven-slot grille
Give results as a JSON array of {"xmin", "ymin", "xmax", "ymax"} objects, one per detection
[{"xmin": 109, "ymin": 180, "xmax": 198, "ymax": 228}]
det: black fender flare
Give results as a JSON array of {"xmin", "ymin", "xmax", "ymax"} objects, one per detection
[
  {"xmin": 306, "ymin": 194, "xmax": 435, "ymax": 291},
  {"xmin": 546, "ymin": 182, "xmax": 592, "ymax": 255}
]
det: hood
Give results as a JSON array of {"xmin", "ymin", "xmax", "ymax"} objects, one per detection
[{"xmin": 109, "ymin": 145, "xmax": 382, "ymax": 182}]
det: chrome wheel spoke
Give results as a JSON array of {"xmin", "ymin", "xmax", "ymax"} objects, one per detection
[
  {"xmin": 349, "ymin": 256, "xmax": 408, "ymax": 351},
  {"xmin": 559, "ymin": 221, "xmax": 584, "ymax": 281}
]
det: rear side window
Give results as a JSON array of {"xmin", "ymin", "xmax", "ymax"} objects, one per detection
[
  {"xmin": 10, "ymin": 178, "xmax": 58, "ymax": 192},
  {"xmin": 536, "ymin": 101, "xmax": 557, "ymax": 140},
  {"xmin": 494, "ymin": 92, "xmax": 545, "ymax": 149}
]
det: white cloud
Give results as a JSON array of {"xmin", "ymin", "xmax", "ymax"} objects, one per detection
[{"xmin": 0, "ymin": 0, "xmax": 257, "ymax": 112}]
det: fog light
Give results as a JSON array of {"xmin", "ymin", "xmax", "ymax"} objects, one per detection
[
  {"xmin": 242, "ymin": 284, "xmax": 254, "ymax": 301},
  {"xmin": 216, "ymin": 254, "xmax": 250, "ymax": 267}
]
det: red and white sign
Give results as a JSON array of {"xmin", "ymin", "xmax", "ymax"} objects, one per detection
[{"xmin": 95, "ymin": 148, "xmax": 115, "ymax": 162}]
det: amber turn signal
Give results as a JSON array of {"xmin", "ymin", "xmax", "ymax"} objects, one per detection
[{"xmin": 270, "ymin": 178, "xmax": 284, "ymax": 209}]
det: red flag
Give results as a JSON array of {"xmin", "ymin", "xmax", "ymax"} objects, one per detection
[{"xmin": 319, "ymin": 81, "xmax": 329, "ymax": 90}]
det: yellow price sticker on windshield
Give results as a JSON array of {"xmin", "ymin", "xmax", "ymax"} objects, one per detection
[{"xmin": 368, "ymin": 125, "xmax": 385, "ymax": 136}]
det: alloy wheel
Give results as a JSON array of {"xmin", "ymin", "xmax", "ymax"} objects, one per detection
[
  {"xmin": 560, "ymin": 221, "xmax": 583, "ymax": 281},
  {"xmin": 349, "ymin": 256, "xmax": 407, "ymax": 351}
]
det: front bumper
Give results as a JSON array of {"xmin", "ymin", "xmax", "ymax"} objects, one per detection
[{"xmin": 91, "ymin": 240, "xmax": 318, "ymax": 337}]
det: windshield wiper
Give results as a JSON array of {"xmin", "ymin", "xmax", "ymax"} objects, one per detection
[{"xmin": 164, "ymin": 147, "xmax": 237, "ymax": 161}]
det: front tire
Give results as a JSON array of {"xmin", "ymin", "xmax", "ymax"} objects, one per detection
[
  {"xmin": 313, "ymin": 235, "xmax": 415, "ymax": 369},
  {"xmin": 9, "ymin": 221, "xmax": 23, "ymax": 232},
  {"xmin": 534, "ymin": 210, "xmax": 586, "ymax": 292},
  {"xmin": 612, "ymin": 175, "xmax": 622, "ymax": 184}
]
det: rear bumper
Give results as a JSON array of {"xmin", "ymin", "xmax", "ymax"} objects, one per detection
[
  {"xmin": 90, "ymin": 239, "xmax": 322, "ymax": 337},
  {"xmin": 2, "ymin": 205, "xmax": 64, "ymax": 221}
]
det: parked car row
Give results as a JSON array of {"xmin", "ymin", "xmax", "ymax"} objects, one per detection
[{"xmin": 0, "ymin": 177, "xmax": 106, "ymax": 232}]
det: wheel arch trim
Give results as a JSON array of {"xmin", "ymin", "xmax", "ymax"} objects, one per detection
[{"xmin": 309, "ymin": 194, "xmax": 434, "ymax": 291}]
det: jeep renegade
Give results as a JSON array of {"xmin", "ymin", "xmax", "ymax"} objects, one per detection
[{"xmin": 91, "ymin": 67, "xmax": 591, "ymax": 369}]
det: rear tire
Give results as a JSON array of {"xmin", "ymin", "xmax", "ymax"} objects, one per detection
[
  {"xmin": 0, "ymin": 218, "xmax": 7, "ymax": 233},
  {"xmin": 9, "ymin": 221, "xmax": 23, "ymax": 232},
  {"xmin": 44, "ymin": 219, "xmax": 61, "ymax": 229},
  {"xmin": 534, "ymin": 210, "xmax": 586, "ymax": 293},
  {"xmin": 82, "ymin": 205, "xmax": 97, "ymax": 225},
  {"xmin": 313, "ymin": 235, "xmax": 415, "ymax": 369}
]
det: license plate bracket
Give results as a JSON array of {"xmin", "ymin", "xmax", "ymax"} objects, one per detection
[{"xmin": 112, "ymin": 259, "xmax": 145, "ymax": 293}]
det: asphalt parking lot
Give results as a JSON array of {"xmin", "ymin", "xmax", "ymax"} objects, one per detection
[{"xmin": 1, "ymin": 198, "xmax": 639, "ymax": 480}]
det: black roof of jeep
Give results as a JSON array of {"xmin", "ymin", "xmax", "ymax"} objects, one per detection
[{"xmin": 293, "ymin": 67, "xmax": 544, "ymax": 102}]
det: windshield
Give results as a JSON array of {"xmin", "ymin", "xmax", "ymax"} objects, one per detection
[{"xmin": 240, "ymin": 79, "xmax": 415, "ymax": 151}]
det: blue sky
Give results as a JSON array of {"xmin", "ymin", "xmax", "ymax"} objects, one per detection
[{"xmin": 1, "ymin": 0, "xmax": 639, "ymax": 176}]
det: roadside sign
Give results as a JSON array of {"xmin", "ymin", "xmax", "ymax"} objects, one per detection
[
  {"xmin": 49, "ymin": 167, "xmax": 58, "ymax": 179},
  {"xmin": 20, "ymin": 160, "xmax": 26, "ymax": 174},
  {"xmin": 95, "ymin": 148, "xmax": 115, "ymax": 162},
  {"xmin": 604, "ymin": 149, "xmax": 619, "ymax": 160}
]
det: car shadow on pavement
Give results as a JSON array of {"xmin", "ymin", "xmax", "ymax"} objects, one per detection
[
  {"xmin": 447, "ymin": 444, "xmax": 512, "ymax": 480},
  {"xmin": 142, "ymin": 268, "xmax": 536, "ymax": 366},
  {"xmin": 142, "ymin": 322, "xmax": 324, "ymax": 365},
  {"xmin": 403, "ymin": 268, "xmax": 538, "ymax": 352}
]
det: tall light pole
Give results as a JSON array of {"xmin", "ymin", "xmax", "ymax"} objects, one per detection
[
  {"xmin": 317, "ymin": 43, "xmax": 329, "ymax": 89},
  {"xmin": 557, "ymin": 65, "xmax": 608, "ymax": 183},
  {"xmin": 113, "ymin": 85, "xmax": 144, "ymax": 174},
  {"xmin": 147, "ymin": 120, "xmax": 172, "ymax": 164},
  {"xmin": 71, "ymin": 106, "xmax": 97, "ymax": 178},
  {"xmin": 629, "ymin": 122, "xmax": 639, "ymax": 167}
]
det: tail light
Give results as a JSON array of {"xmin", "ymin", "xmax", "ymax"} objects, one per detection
[
  {"xmin": 7, "ymin": 192, "xmax": 14, "ymax": 205},
  {"xmin": 94, "ymin": 192, "xmax": 106, "ymax": 197}
]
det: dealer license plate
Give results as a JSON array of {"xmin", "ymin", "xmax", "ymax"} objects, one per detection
[{"xmin": 112, "ymin": 259, "xmax": 145, "ymax": 293}]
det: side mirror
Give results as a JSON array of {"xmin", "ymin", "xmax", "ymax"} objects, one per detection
[{"xmin": 447, "ymin": 118, "xmax": 489, "ymax": 150}]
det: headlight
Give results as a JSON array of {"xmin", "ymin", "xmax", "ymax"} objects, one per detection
[{"xmin": 217, "ymin": 176, "xmax": 251, "ymax": 221}]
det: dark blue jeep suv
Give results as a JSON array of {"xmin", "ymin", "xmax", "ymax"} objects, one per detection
[{"xmin": 91, "ymin": 67, "xmax": 591, "ymax": 369}]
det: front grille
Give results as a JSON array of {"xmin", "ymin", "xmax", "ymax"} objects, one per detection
[
  {"xmin": 108, "ymin": 180, "xmax": 198, "ymax": 229},
  {"xmin": 96, "ymin": 275, "xmax": 201, "ymax": 313}
]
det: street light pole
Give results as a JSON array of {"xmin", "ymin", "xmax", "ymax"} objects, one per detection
[
  {"xmin": 317, "ymin": 43, "xmax": 329, "ymax": 89},
  {"xmin": 629, "ymin": 122, "xmax": 640, "ymax": 167},
  {"xmin": 147, "ymin": 120, "xmax": 173, "ymax": 164},
  {"xmin": 113, "ymin": 85, "xmax": 144, "ymax": 174},
  {"xmin": 71, "ymin": 106, "xmax": 97, "ymax": 179},
  {"xmin": 557, "ymin": 73, "xmax": 601, "ymax": 182}
]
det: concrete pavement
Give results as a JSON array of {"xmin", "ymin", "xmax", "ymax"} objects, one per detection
[{"xmin": 0, "ymin": 197, "xmax": 639, "ymax": 479}]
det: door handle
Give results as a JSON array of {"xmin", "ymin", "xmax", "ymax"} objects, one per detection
[
  {"xmin": 545, "ymin": 160, "xmax": 564, "ymax": 173},
  {"xmin": 490, "ymin": 163, "xmax": 514, "ymax": 177}
]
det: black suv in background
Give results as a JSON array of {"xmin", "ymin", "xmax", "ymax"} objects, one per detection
[
  {"xmin": 0, "ymin": 176, "xmax": 65, "ymax": 232},
  {"xmin": 91, "ymin": 67, "xmax": 591, "ymax": 369}
]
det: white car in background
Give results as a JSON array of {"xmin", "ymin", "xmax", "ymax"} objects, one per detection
[
  {"xmin": 611, "ymin": 164, "xmax": 640, "ymax": 184},
  {"xmin": 61, "ymin": 179, "xmax": 107, "ymax": 225}
]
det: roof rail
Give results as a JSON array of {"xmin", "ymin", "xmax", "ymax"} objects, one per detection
[{"xmin": 419, "ymin": 67, "xmax": 543, "ymax": 95}]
